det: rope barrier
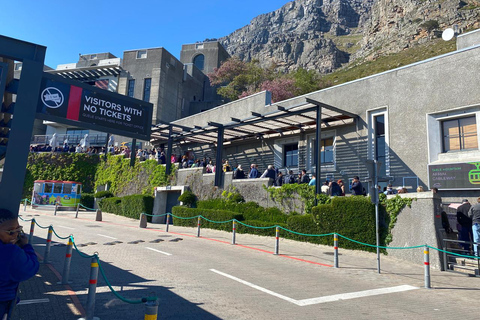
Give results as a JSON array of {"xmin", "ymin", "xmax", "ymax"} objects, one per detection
[
  {"xmin": 278, "ymin": 226, "xmax": 333, "ymax": 237},
  {"xmin": 428, "ymin": 245, "xmax": 480, "ymax": 260},
  {"xmin": 51, "ymin": 227, "xmax": 72, "ymax": 240},
  {"xmin": 200, "ymin": 216, "xmax": 234, "ymax": 224},
  {"xmin": 235, "ymin": 220, "xmax": 277, "ymax": 229},
  {"xmin": 142, "ymin": 213, "xmax": 167, "ymax": 217},
  {"xmin": 336, "ymin": 234, "xmax": 425, "ymax": 250},
  {"xmin": 79, "ymin": 203, "xmax": 96, "ymax": 211},
  {"xmin": 18, "ymin": 216, "xmax": 33, "ymax": 222},
  {"xmin": 97, "ymin": 259, "xmax": 157, "ymax": 304},
  {"xmin": 34, "ymin": 220, "xmax": 51, "ymax": 229},
  {"xmin": 170, "ymin": 213, "xmax": 200, "ymax": 220}
]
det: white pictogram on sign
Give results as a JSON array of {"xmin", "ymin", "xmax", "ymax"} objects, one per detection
[{"xmin": 41, "ymin": 87, "xmax": 64, "ymax": 108}]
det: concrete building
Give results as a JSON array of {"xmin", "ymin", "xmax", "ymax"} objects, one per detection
[
  {"xmin": 26, "ymin": 41, "xmax": 230, "ymax": 148},
  {"xmin": 152, "ymin": 29, "xmax": 480, "ymax": 202}
]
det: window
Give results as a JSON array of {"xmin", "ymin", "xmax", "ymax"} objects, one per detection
[
  {"xmin": 90, "ymin": 54, "xmax": 97, "ymax": 60},
  {"xmin": 44, "ymin": 183, "xmax": 53, "ymax": 193},
  {"xmin": 14, "ymin": 63, "xmax": 22, "ymax": 71},
  {"xmin": 128, "ymin": 79, "xmax": 135, "ymax": 98},
  {"xmin": 63, "ymin": 184, "xmax": 72, "ymax": 194},
  {"xmin": 442, "ymin": 116, "xmax": 478, "ymax": 152},
  {"xmin": 136, "ymin": 50, "xmax": 147, "ymax": 59},
  {"xmin": 374, "ymin": 115, "xmax": 386, "ymax": 177},
  {"xmin": 312, "ymin": 138, "xmax": 334, "ymax": 164},
  {"xmin": 53, "ymin": 183, "xmax": 63, "ymax": 194},
  {"xmin": 193, "ymin": 54, "xmax": 205, "ymax": 71},
  {"xmin": 195, "ymin": 43, "xmax": 204, "ymax": 49},
  {"xmin": 143, "ymin": 78, "xmax": 151, "ymax": 102},
  {"xmin": 66, "ymin": 129, "xmax": 89, "ymax": 137},
  {"xmin": 284, "ymin": 144, "xmax": 298, "ymax": 167}
]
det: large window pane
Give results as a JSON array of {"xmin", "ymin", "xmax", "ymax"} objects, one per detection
[
  {"xmin": 143, "ymin": 78, "xmax": 151, "ymax": 102},
  {"xmin": 44, "ymin": 183, "xmax": 53, "ymax": 193},
  {"xmin": 284, "ymin": 144, "xmax": 298, "ymax": 167},
  {"xmin": 128, "ymin": 79, "xmax": 135, "ymax": 98},
  {"xmin": 443, "ymin": 117, "xmax": 478, "ymax": 152},
  {"xmin": 53, "ymin": 183, "xmax": 62, "ymax": 194}
]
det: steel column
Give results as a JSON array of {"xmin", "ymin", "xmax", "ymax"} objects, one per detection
[
  {"xmin": 130, "ymin": 139, "xmax": 136, "ymax": 167},
  {"xmin": 315, "ymin": 106, "xmax": 322, "ymax": 198},
  {"xmin": 214, "ymin": 126, "xmax": 224, "ymax": 187},
  {"xmin": 166, "ymin": 125, "xmax": 173, "ymax": 176}
]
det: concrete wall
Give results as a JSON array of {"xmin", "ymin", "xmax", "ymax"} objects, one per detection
[
  {"xmin": 180, "ymin": 41, "xmax": 230, "ymax": 75},
  {"xmin": 386, "ymin": 192, "xmax": 444, "ymax": 269},
  {"xmin": 457, "ymin": 28, "xmax": 480, "ymax": 50}
]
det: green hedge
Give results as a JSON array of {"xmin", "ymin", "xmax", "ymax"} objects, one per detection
[
  {"xmin": 80, "ymin": 193, "xmax": 95, "ymax": 209},
  {"xmin": 172, "ymin": 196, "xmax": 384, "ymax": 253},
  {"xmin": 197, "ymin": 199, "xmax": 288, "ymax": 223},
  {"xmin": 99, "ymin": 194, "xmax": 154, "ymax": 222},
  {"xmin": 171, "ymin": 207, "xmax": 242, "ymax": 231}
]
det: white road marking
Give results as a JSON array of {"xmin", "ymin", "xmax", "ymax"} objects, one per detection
[
  {"xmin": 146, "ymin": 247, "xmax": 172, "ymax": 256},
  {"xmin": 18, "ymin": 298, "xmax": 50, "ymax": 305},
  {"xmin": 97, "ymin": 234, "xmax": 117, "ymax": 240},
  {"xmin": 210, "ymin": 269, "xmax": 418, "ymax": 306},
  {"xmin": 58, "ymin": 225, "xmax": 75, "ymax": 230}
]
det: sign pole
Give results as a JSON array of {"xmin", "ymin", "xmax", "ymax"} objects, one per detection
[{"xmin": 375, "ymin": 160, "xmax": 381, "ymax": 274}]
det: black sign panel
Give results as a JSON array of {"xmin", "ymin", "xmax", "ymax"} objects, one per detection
[
  {"xmin": 429, "ymin": 162, "xmax": 480, "ymax": 190},
  {"xmin": 37, "ymin": 72, "xmax": 152, "ymax": 140}
]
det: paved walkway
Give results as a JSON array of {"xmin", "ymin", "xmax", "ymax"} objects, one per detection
[{"xmin": 14, "ymin": 206, "xmax": 480, "ymax": 319}]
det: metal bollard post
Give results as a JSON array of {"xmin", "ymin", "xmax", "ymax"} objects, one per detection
[
  {"xmin": 424, "ymin": 245, "xmax": 431, "ymax": 289},
  {"xmin": 197, "ymin": 216, "xmax": 201, "ymax": 237},
  {"xmin": 59, "ymin": 237, "xmax": 74, "ymax": 284},
  {"xmin": 165, "ymin": 213, "xmax": 170, "ymax": 232},
  {"xmin": 43, "ymin": 226, "xmax": 53, "ymax": 264},
  {"xmin": 75, "ymin": 203, "xmax": 80, "ymax": 218},
  {"xmin": 274, "ymin": 226, "xmax": 280, "ymax": 255},
  {"xmin": 24, "ymin": 199, "xmax": 27, "ymax": 211},
  {"xmin": 54, "ymin": 203, "xmax": 58, "ymax": 216},
  {"xmin": 334, "ymin": 233, "xmax": 339, "ymax": 268},
  {"xmin": 28, "ymin": 219, "xmax": 35, "ymax": 244},
  {"xmin": 85, "ymin": 257, "xmax": 100, "ymax": 320},
  {"xmin": 139, "ymin": 213, "xmax": 147, "ymax": 228},
  {"xmin": 144, "ymin": 298, "xmax": 159, "ymax": 320},
  {"xmin": 232, "ymin": 220, "xmax": 236, "ymax": 245}
]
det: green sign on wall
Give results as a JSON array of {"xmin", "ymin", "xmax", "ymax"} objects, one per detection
[{"xmin": 429, "ymin": 162, "xmax": 480, "ymax": 190}]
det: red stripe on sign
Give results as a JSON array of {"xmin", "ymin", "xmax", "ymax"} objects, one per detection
[
  {"xmin": 424, "ymin": 262, "xmax": 430, "ymax": 265},
  {"xmin": 66, "ymin": 86, "xmax": 82, "ymax": 121},
  {"xmin": 89, "ymin": 279, "xmax": 97, "ymax": 285}
]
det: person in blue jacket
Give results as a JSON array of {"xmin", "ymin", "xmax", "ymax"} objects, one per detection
[{"xmin": 0, "ymin": 208, "xmax": 39, "ymax": 319}]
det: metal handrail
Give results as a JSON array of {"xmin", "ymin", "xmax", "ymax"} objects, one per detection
[{"xmin": 442, "ymin": 238, "xmax": 480, "ymax": 273}]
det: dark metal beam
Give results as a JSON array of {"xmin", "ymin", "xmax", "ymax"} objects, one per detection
[
  {"xmin": 306, "ymin": 98, "xmax": 357, "ymax": 119},
  {"xmin": 315, "ymin": 106, "xmax": 322, "ymax": 199},
  {"xmin": 214, "ymin": 126, "xmax": 224, "ymax": 188}
]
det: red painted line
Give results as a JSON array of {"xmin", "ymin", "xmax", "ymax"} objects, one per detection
[
  {"xmin": 36, "ymin": 252, "xmax": 86, "ymax": 317},
  {"xmin": 89, "ymin": 279, "xmax": 97, "ymax": 284}
]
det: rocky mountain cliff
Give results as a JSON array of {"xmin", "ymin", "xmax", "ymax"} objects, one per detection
[{"xmin": 219, "ymin": 0, "xmax": 480, "ymax": 74}]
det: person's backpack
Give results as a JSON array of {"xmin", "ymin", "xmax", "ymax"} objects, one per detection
[{"xmin": 288, "ymin": 175, "xmax": 295, "ymax": 184}]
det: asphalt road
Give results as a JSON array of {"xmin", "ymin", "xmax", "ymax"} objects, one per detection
[{"xmin": 17, "ymin": 208, "xmax": 480, "ymax": 320}]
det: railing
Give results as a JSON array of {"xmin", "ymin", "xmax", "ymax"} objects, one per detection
[
  {"xmin": 442, "ymin": 238, "xmax": 480, "ymax": 274},
  {"xmin": 31, "ymin": 134, "xmax": 109, "ymax": 146}
]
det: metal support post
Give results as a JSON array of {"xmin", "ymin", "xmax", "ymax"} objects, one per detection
[
  {"xmin": 424, "ymin": 245, "xmax": 431, "ymax": 289},
  {"xmin": 197, "ymin": 216, "xmax": 201, "ymax": 237},
  {"xmin": 232, "ymin": 220, "xmax": 236, "ymax": 245},
  {"xmin": 374, "ymin": 160, "xmax": 381, "ymax": 274},
  {"xmin": 84, "ymin": 257, "xmax": 100, "ymax": 320},
  {"xmin": 144, "ymin": 298, "xmax": 159, "ymax": 320},
  {"xmin": 60, "ymin": 237, "xmax": 73, "ymax": 284},
  {"xmin": 334, "ymin": 233, "xmax": 339, "ymax": 268},
  {"xmin": 28, "ymin": 219, "xmax": 35, "ymax": 244},
  {"xmin": 23, "ymin": 199, "xmax": 27, "ymax": 211},
  {"xmin": 54, "ymin": 203, "xmax": 58, "ymax": 216},
  {"xmin": 274, "ymin": 226, "xmax": 280, "ymax": 255},
  {"xmin": 165, "ymin": 125, "xmax": 173, "ymax": 176},
  {"xmin": 75, "ymin": 203, "xmax": 80, "ymax": 218},
  {"xmin": 43, "ymin": 226, "xmax": 53, "ymax": 263},
  {"xmin": 166, "ymin": 213, "xmax": 170, "ymax": 232}
]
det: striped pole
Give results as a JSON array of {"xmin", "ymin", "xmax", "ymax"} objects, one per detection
[
  {"xmin": 274, "ymin": 226, "xmax": 280, "ymax": 255},
  {"xmin": 334, "ymin": 233, "xmax": 339, "ymax": 268},
  {"xmin": 43, "ymin": 226, "xmax": 53, "ymax": 264},
  {"xmin": 165, "ymin": 213, "xmax": 170, "ymax": 232},
  {"xmin": 232, "ymin": 220, "xmax": 236, "ymax": 245},
  {"xmin": 85, "ymin": 257, "xmax": 99, "ymax": 320},
  {"xmin": 60, "ymin": 237, "xmax": 74, "ymax": 284},
  {"xmin": 75, "ymin": 203, "xmax": 80, "ymax": 218},
  {"xmin": 54, "ymin": 203, "xmax": 58, "ymax": 216},
  {"xmin": 197, "ymin": 216, "xmax": 201, "ymax": 237},
  {"xmin": 24, "ymin": 199, "xmax": 27, "ymax": 211},
  {"xmin": 28, "ymin": 219, "xmax": 35, "ymax": 244},
  {"xmin": 424, "ymin": 245, "xmax": 431, "ymax": 289},
  {"xmin": 144, "ymin": 298, "xmax": 159, "ymax": 320}
]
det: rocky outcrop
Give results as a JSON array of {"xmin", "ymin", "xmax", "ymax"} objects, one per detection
[{"xmin": 219, "ymin": 0, "xmax": 480, "ymax": 74}]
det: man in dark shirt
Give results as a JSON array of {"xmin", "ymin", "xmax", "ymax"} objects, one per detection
[
  {"xmin": 299, "ymin": 169, "xmax": 310, "ymax": 184},
  {"xmin": 457, "ymin": 199, "xmax": 472, "ymax": 251},
  {"xmin": 351, "ymin": 176, "xmax": 364, "ymax": 196},
  {"xmin": 468, "ymin": 197, "xmax": 480, "ymax": 256}
]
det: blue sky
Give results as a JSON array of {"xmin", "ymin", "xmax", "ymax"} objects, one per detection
[{"xmin": 1, "ymin": 0, "xmax": 288, "ymax": 68}]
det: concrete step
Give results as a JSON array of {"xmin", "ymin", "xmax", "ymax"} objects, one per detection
[{"xmin": 449, "ymin": 263, "xmax": 479, "ymax": 276}]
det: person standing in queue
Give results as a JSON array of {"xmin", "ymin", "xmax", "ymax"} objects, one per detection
[
  {"xmin": 351, "ymin": 176, "xmax": 364, "ymax": 196},
  {"xmin": 0, "ymin": 209, "xmax": 39, "ymax": 319}
]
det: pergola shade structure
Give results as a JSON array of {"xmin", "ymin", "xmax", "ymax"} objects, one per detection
[{"xmin": 151, "ymin": 98, "xmax": 357, "ymax": 195}]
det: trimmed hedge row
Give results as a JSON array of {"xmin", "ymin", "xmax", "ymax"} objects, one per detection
[
  {"xmin": 99, "ymin": 194, "xmax": 154, "ymax": 222},
  {"xmin": 80, "ymin": 193, "xmax": 95, "ymax": 209},
  {"xmin": 172, "ymin": 196, "xmax": 386, "ymax": 253}
]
